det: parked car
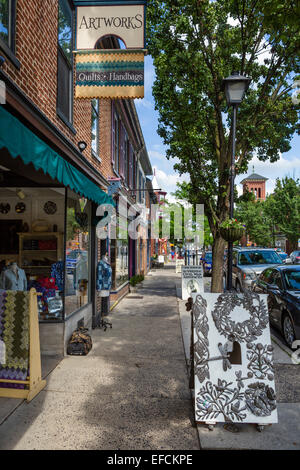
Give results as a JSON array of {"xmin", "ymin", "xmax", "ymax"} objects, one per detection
[
  {"xmin": 277, "ymin": 252, "xmax": 288, "ymax": 262},
  {"xmin": 252, "ymin": 265, "xmax": 300, "ymax": 348},
  {"xmin": 223, "ymin": 247, "xmax": 283, "ymax": 292},
  {"xmin": 290, "ymin": 251, "xmax": 300, "ymax": 264},
  {"xmin": 202, "ymin": 251, "xmax": 212, "ymax": 276}
]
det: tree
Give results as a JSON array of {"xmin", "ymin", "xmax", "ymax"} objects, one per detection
[
  {"xmin": 147, "ymin": 0, "xmax": 299, "ymax": 292},
  {"xmin": 235, "ymin": 197, "xmax": 273, "ymax": 247},
  {"xmin": 264, "ymin": 177, "xmax": 300, "ymax": 251}
]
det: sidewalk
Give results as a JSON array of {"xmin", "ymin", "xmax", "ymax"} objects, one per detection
[
  {"xmin": 176, "ymin": 278, "xmax": 300, "ymax": 450},
  {"xmin": 0, "ymin": 267, "xmax": 199, "ymax": 450}
]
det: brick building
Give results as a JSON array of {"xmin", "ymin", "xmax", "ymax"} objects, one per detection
[
  {"xmin": 241, "ymin": 172, "xmax": 268, "ymax": 201},
  {"xmin": 0, "ymin": 0, "xmax": 152, "ymax": 355}
]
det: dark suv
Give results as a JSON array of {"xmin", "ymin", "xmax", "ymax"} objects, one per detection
[{"xmin": 224, "ymin": 247, "xmax": 283, "ymax": 292}]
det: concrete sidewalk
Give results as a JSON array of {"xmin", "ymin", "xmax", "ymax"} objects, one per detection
[
  {"xmin": 176, "ymin": 279, "xmax": 300, "ymax": 450},
  {"xmin": 0, "ymin": 268, "xmax": 199, "ymax": 450}
]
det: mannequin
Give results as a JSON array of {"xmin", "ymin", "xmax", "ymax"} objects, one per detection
[
  {"xmin": 97, "ymin": 254, "xmax": 111, "ymax": 297},
  {"xmin": 0, "ymin": 262, "xmax": 27, "ymax": 291}
]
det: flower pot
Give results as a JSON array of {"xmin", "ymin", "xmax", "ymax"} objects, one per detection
[
  {"xmin": 220, "ymin": 227, "xmax": 245, "ymax": 242},
  {"xmin": 130, "ymin": 285, "xmax": 137, "ymax": 294}
]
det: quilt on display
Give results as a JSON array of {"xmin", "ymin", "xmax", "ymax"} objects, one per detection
[
  {"xmin": 192, "ymin": 291, "xmax": 278, "ymax": 425},
  {"xmin": 0, "ymin": 290, "xmax": 30, "ymax": 388}
]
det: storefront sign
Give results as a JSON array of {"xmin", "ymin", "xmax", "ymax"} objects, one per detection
[
  {"xmin": 76, "ymin": 3, "xmax": 146, "ymax": 50},
  {"xmin": 75, "ymin": 50, "xmax": 144, "ymax": 99},
  {"xmin": 192, "ymin": 292, "xmax": 278, "ymax": 425},
  {"xmin": 181, "ymin": 265, "xmax": 204, "ymax": 300}
]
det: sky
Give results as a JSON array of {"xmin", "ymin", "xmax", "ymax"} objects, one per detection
[{"xmin": 135, "ymin": 55, "xmax": 300, "ymax": 202}]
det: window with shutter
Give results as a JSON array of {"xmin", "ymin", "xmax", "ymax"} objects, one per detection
[
  {"xmin": 129, "ymin": 145, "xmax": 133, "ymax": 189},
  {"xmin": 133, "ymin": 153, "xmax": 137, "ymax": 191},
  {"xmin": 57, "ymin": 0, "xmax": 73, "ymax": 124},
  {"xmin": 124, "ymin": 135, "xmax": 129, "ymax": 186},
  {"xmin": 0, "ymin": 0, "xmax": 17, "ymax": 53},
  {"xmin": 112, "ymin": 108, "xmax": 120, "ymax": 174},
  {"xmin": 91, "ymin": 99, "xmax": 100, "ymax": 157},
  {"xmin": 112, "ymin": 107, "xmax": 115, "ymax": 167},
  {"xmin": 119, "ymin": 123, "xmax": 125, "ymax": 178}
]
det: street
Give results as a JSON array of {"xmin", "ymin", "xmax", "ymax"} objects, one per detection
[
  {"xmin": 0, "ymin": 267, "xmax": 199, "ymax": 450},
  {"xmin": 0, "ymin": 265, "xmax": 299, "ymax": 450}
]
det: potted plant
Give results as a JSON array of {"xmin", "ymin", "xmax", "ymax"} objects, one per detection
[
  {"xmin": 220, "ymin": 218, "xmax": 246, "ymax": 242},
  {"xmin": 129, "ymin": 276, "xmax": 138, "ymax": 293}
]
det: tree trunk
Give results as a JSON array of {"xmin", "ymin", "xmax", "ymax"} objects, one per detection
[
  {"xmin": 289, "ymin": 238, "xmax": 299, "ymax": 252},
  {"xmin": 211, "ymin": 233, "xmax": 226, "ymax": 293}
]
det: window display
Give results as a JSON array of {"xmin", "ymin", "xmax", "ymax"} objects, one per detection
[
  {"xmin": 0, "ymin": 187, "xmax": 65, "ymax": 322},
  {"xmin": 0, "ymin": 262, "xmax": 27, "ymax": 290},
  {"xmin": 65, "ymin": 192, "xmax": 91, "ymax": 317},
  {"xmin": 111, "ymin": 238, "xmax": 129, "ymax": 289}
]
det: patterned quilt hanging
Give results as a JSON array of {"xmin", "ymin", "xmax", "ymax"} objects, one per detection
[{"xmin": 0, "ymin": 290, "xmax": 30, "ymax": 389}]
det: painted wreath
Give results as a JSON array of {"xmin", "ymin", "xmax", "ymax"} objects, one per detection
[
  {"xmin": 193, "ymin": 295, "xmax": 210, "ymax": 383},
  {"xmin": 211, "ymin": 291, "xmax": 269, "ymax": 343}
]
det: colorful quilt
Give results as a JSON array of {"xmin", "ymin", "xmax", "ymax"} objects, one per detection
[{"xmin": 0, "ymin": 290, "xmax": 30, "ymax": 388}]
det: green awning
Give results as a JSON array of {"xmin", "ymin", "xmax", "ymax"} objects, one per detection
[{"xmin": 0, "ymin": 106, "xmax": 114, "ymax": 207}]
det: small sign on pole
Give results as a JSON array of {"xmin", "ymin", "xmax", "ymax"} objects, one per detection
[{"xmin": 181, "ymin": 265, "xmax": 204, "ymax": 300}]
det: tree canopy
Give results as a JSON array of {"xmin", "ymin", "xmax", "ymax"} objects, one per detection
[{"xmin": 146, "ymin": 0, "xmax": 300, "ymax": 291}]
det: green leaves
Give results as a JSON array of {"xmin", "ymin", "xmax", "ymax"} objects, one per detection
[
  {"xmin": 147, "ymin": 0, "xmax": 299, "ymax": 287},
  {"xmin": 236, "ymin": 177, "xmax": 300, "ymax": 249}
]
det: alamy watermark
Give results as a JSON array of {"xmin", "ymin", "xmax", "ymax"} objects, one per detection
[{"xmin": 96, "ymin": 198, "xmax": 204, "ymax": 246}]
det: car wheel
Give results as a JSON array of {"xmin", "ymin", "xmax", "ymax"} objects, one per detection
[{"xmin": 282, "ymin": 313, "xmax": 296, "ymax": 348}]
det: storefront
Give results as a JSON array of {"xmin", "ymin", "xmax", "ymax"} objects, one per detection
[{"xmin": 0, "ymin": 105, "xmax": 114, "ymax": 355}]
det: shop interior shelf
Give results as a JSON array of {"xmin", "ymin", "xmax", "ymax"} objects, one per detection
[
  {"xmin": 22, "ymin": 250, "xmax": 57, "ymax": 253},
  {"xmin": 22, "ymin": 266, "xmax": 52, "ymax": 269}
]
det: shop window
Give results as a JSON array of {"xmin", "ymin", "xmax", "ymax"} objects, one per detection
[
  {"xmin": 111, "ymin": 216, "xmax": 128, "ymax": 289},
  {"xmin": 57, "ymin": 0, "xmax": 73, "ymax": 124},
  {"xmin": 0, "ymin": 0, "xmax": 15, "ymax": 49},
  {"xmin": 0, "ymin": 187, "xmax": 65, "ymax": 322},
  {"xmin": 91, "ymin": 99, "xmax": 100, "ymax": 157},
  {"xmin": 65, "ymin": 192, "xmax": 91, "ymax": 317}
]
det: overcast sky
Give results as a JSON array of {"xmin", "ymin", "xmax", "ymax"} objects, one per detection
[{"xmin": 135, "ymin": 56, "xmax": 300, "ymax": 202}]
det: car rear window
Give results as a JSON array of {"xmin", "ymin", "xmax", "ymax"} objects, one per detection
[{"xmin": 238, "ymin": 251, "xmax": 282, "ymax": 265}]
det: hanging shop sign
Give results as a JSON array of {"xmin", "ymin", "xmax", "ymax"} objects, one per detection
[
  {"xmin": 75, "ymin": 2, "xmax": 146, "ymax": 50},
  {"xmin": 74, "ymin": 1, "xmax": 147, "ymax": 99},
  {"xmin": 181, "ymin": 265, "xmax": 204, "ymax": 300},
  {"xmin": 191, "ymin": 292, "xmax": 278, "ymax": 426},
  {"xmin": 75, "ymin": 49, "xmax": 144, "ymax": 99}
]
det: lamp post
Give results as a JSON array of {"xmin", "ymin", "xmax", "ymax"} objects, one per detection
[{"xmin": 222, "ymin": 72, "xmax": 251, "ymax": 291}]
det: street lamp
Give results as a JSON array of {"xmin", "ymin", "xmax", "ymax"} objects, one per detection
[{"xmin": 222, "ymin": 72, "xmax": 251, "ymax": 291}]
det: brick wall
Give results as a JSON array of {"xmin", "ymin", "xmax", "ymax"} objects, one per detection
[
  {"xmin": 1, "ymin": 0, "xmax": 116, "ymax": 180},
  {"xmin": 1, "ymin": 0, "xmax": 150, "ymax": 310}
]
